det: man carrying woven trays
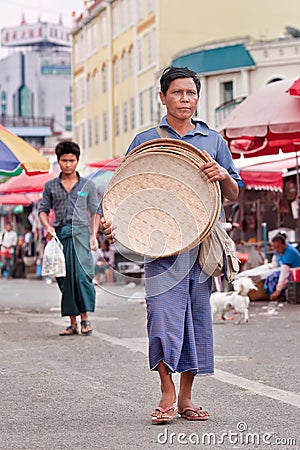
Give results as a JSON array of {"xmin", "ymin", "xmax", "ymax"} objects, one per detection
[{"xmin": 102, "ymin": 66, "xmax": 241, "ymax": 424}]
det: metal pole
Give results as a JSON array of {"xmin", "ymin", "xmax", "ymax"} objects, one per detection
[
  {"xmin": 295, "ymin": 146, "xmax": 300, "ymax": 244},
  {"xmin": 262, "ymin": 222, "xmax": 268, "ymax": 263}
]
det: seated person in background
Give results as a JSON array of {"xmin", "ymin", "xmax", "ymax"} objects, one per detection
[
  {"xmin": 94, "ymin": 239, "xmax": 113, "ymax": 285},
  {"xmin": 264, "ymin": 232, "xmax": 300, "ymax": 300}
]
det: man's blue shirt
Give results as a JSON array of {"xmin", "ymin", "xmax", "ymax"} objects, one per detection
[{"xmin": 126, "ymin": 116, "xmax": 241, "ymax": 184}]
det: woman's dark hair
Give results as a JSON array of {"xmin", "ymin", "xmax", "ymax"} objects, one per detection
[
  {"xmin": 160, "ymin": 66, "xmax": 201, "ymax": 96},
  {"xmin": 272, "ymin": 232, "xmax": 287, "ymax": 244},
  {"xmin": 55, "ymin": 141, "xmax": 80, "ymax": 161}
]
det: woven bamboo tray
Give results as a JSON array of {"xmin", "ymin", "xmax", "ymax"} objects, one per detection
[{"xmin": 103, "ymin": 139, "xmax": 221, "ymax": 257}]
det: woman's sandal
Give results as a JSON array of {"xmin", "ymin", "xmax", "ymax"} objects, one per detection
[
  {"xmin": 59, "ymin": 325, "xmax": 78, "ymax": 336},
  {"xmin": 151, "ymin": 405, "xmax": 178, "ymax": 425},
  {"xmin": 178, "ymin": 406, "xmax": 210, "ymax": 421},
  {"xmin": 81, "ymin": 320, "xmax": 93, "ymax": 336}
]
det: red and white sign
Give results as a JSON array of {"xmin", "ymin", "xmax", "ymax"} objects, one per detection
[{"xmin": 1, "ymin": 22, "xmax": 71, "ymax": 47}]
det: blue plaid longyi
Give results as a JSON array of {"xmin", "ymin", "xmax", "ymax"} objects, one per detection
[{"xmin": 144, "ymin": 249, "xmax": 214, "ymax": 376}]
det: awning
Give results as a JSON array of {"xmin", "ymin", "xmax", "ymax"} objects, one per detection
[
  {"xmin": 172, "ymin": 43, "xmax": 255, "ymax": 74},
  {"xmin": 87, "ymin": 158, "xmax": 122, "ymax": 171},
  {"xmin": 240, "ymin": 155, "xmax": 299, "ymax": 191}
]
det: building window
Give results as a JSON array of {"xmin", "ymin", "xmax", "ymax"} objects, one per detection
[
  {"xmin": 130, "ymin": 97, "xmax": 135, "ymax": 129},
  {"xmin": 81, "ymin": 123, "xmax": 86, "ymax": 150},
  {"xmin": 88, "ymin": 119, "xmax": 92, "ymax": 147},
  {"xmin": 137, "ymin": 0, "xmax": 143, "ymax": 21},
  {"xmin": 137, "ymin": 39, "xmax": 142, "ymax": 71},
  {"xmin": 102, "ymin": 65, "xmax": 107, "ymax": 93},
  {"xmin": 146, "ymin": 30, "xmax": 153, "ymax": 66},
  {"xmin": 128, "ymin": 46, "xmax": 134, "ymax": 77},
  {"xmin": 115, "ymin": 105, "xmax": 120, "ymax": 136},
  {"xmin": 86, "ymin": 75, "xmax": 91, "ymax": 102},
  {"xmin": 94, "ymin": 116, "xmax": 99, "ymax": 144},
  {"xmin": 65, "ymin": 105, "xmax": 72, "ymax": 131},
  {"xmin": 120, "ymin": 0, "xmax": 127, "ymax": 31},
  {"xmin": 222, "ymin": 81, "xmax": 233, "ymax": 104},
  {"xmin": 128, "ymin": 0, "xmax": 134, "ymax": 26},
  {"xmin": 80, "ymin": 78, "xmax": 85, "ymax": 105},
  {"xmin": 100, "ymin": 11, "xmax": 108, "ymax": 47},
  {"xmin": 92, "ymin": 20, "xmax": 98, "ymax": 52},
  {"xmin": 148, "ymin": 86, "xmax": 154, "ymax": 123},
  {"xmin": 147, "ymin": 0, "xmax": 154, "ymax": 13},
  {"xmin": 112, "ymin": 1, "xmax": 118, "ymax": 38},
  {"xmin": 80, "ymin": 32, "xmax": 85, "ymax": 63},
  {"xmin": 139, "ymin": 91, "xmax": 144, "ymax": 126},
  {"xmin": 87, "ymin": 25, "xmax": 92, "ymax": 57},
  {"xmin": 103, "ymin": 111, "xmax": 108, "ymax": 141},
  {"xmin": 1, "ymin": 91, "xmax": 7, "ymax": 115},
  {"xmin": 123, "ymin": 101, "xmax": 128, "ymax": 132},
  {"xmin": 121, "ymin": 51, "xmax": 127, "ymax": 81},
  {"xmin": 93, "ymin": 70, "xmax": 98, "ymax": 98},
  {"xmin": 113, "ymin": 58, "xmax": 119, "ymax": 85}
]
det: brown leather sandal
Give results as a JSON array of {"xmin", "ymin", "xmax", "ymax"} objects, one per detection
[
  {"xmin": 81, "ymin": 320, "xmax": 93, "ymax": 335},
  {"xmin": 59, "ymin": 325, "xmax": 78, "ymax": 336}
]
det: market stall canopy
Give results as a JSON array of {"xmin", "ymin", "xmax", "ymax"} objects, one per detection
[
  {"xmin": 240, "ymin": 155, "xmax": 299, "ymax": 191},
  {"xmin": 0, "ymin": 192, "xmax": 41, "ymax": 206},
  {"xmin": 286, "ymin": 78, "xmax": 300, "ymax": 97},
  {"xmin": 87, "ymin": 158, "xmax": 122, "ymax": 171},
  {"xmin": 0, "ymin": 171, "xmax": 55, "ymax": 194},
  {"xmin": 218, "ymin": 79, "xmax": 300, "ymax": 158}
]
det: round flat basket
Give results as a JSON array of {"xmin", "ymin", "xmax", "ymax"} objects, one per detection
[{"xmin": 103, "ymin": 140, "xmax": 221, "ymax": 258}]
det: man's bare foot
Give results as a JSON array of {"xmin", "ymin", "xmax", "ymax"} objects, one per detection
[
  {"xmin": 177, "ymin": 397, "xmax": 209, "ymax": 420},
  {"xmin": 151, "ymin": 390, "xmax": 177, "ymax": 420}
]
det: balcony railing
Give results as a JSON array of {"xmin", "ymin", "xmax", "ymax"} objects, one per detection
[
  {"xmin": 215, "ymin": 97, "xmax": 246, "ymax": 128},
  {"xmin": 0, "ymin": 114, "xmax": 54, "ymax": 131}
]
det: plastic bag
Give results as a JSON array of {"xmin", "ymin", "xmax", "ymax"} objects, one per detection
[{"xmin": 42, "ymin": 235, "xmax": 66, "ymax": 277}]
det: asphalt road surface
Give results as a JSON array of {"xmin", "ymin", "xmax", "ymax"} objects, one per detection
[{"xmin": 0, "ymin": 278, "xmax": 299, "ymax": 450}]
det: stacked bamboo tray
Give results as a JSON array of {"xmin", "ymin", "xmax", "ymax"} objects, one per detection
[{"xmin": 103, "ymin": 138, "xmax": 221, "ymax": 258}]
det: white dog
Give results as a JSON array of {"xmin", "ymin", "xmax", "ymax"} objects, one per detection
[{"xmin": 210, "ymin": 277, "xmax": 257, "ymax": 324}]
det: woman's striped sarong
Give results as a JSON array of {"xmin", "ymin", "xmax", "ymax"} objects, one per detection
[{"xmin": 144, "ymin": 248, "xmax": 213, "ymax": 376}]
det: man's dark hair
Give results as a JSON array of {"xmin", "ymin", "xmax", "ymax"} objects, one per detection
[
  {"xmin": 55, "ymin": 141, "xmax": 80, "ymax": 161},
  {"xmin": 272, "ymin": 232, "xmax": 287, "ymax": 244},
  {"xmin": 160, "ymin": 66, "xmax": 201, "ymax": 96}
]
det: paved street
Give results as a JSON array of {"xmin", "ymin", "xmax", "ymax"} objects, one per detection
[{"xmin": 0, "ymin": 278, "xmax": 299, "ymax": 450}]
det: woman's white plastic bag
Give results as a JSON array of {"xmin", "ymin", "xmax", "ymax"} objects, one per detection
[{"xmin": 42, "ymin": 235, "xmax": 66, "ymax": 277}]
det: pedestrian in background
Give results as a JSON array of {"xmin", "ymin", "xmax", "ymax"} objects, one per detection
[
  {"xmin": 102, "ymin": 66, "xmax": 241, "ymax": 424},
  {"xmin": 39, "ymin": 141, "xmax": 101, "ymax": 336},
  {"xmin": 0, "ymin": 222, "xmax": 18, "ymax": 279},
  {"xmin": 93, "ymin": 239, "xmax": 114, "ymax": 285}
]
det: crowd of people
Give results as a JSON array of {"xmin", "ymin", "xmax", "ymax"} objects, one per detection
[{"xmin": 0, "ymin": 222, "xmax": 38, "ymax": 279}]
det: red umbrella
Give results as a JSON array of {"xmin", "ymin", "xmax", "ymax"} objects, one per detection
[
  {"xmin": 87, "ymin": 157, "xmax": 123, "ymax": 171},
  {"xmin": 0, "ymin": 193, "xmax": 41, "ymax": 206},
  {"xmin": 0, "ymin": 171, "xmax": 55, "ymax": 194},
  {"xmin": 287, "ymin": 78, "xmax": 300, "ymax": 97},
  {"xmin": 218, "ymin": 79, "xmax": 300, "ymax": 158}
]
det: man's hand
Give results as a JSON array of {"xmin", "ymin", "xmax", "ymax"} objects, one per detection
[
  {"xmin": 89, "ymin": 235, "xmax": 99, "ymax": 251},
  {"xmin": 200, "ymin": 150, "xmax": 228, "ymax": 182},
  {"xmin": 45, "ymin": 226, "xmax": 55, "ymax": 240},
  {"xmin": 100, "ymin": 218, "xmax": 115, "ymax": 243}
]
